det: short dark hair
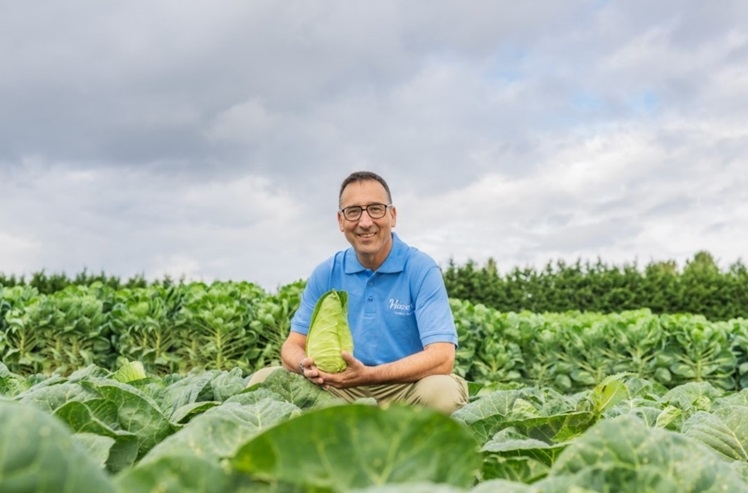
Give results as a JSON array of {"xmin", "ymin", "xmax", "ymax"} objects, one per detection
[{"xmin": 338, "ymin": 171, "xmax": 392, "ymax": 206}]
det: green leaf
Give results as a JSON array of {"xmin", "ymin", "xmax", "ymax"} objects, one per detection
[
  {"xmin": 452, "ymin": 388, "xmax": 540, "ymax": 425},
  {"xmin": 539, "ymin": 414, "xmax": 747, "ymax": 492},
  {"xmin": 54, "ymin": 399, "xmax": 139, "ymax": 472},
  {"xmin": 170, "ymin": 401, "xmax": 219, "ymax": 424},
  {"xmin": 73, "ymin": 432, "xmax": 116, "ymax": 469},
  {"xmin": 0, "ymin": 362, "xmax": 29, "ymax": 397},
  {"xmin": 481, "ymin": 427, "xmax": 567, "ymax": 467},
  {"xmin": 141, "ymin": 399, "xmax": 300, "ymax": 464},
  {"xmin": 470, "ymin": 479, "xmax": 539, "ymax": 492},
  {"xmin": 451, "ymin": 388, "xmax": 590, "ymax": 445},
  {"xmin": 0, "ymin": 400, "xmax": 115, "ymax": 492},
  {"xmin": 225, "ymin": 387, "xmax": 288, "ymax": 405},
  {"xmin": 661, "ymin": 381, "xmax": 723, "ymax": 415},
  {"xmin": 111, "ymin": 360, "xmax": 147, "ymax": 383},
  {"xmin": 86, "ymin": 380, "xmax": 178, "ymax": 459},
  {"xmin": 682, "ymin": 406, "xmax": 748, "ymax": 461},
  {"xmin": 351, "ymin": 483, "xmax": 468, "ymax": 492},
  {"xmin": 654, "ymin": 405, "xmax": 683, "ymax": 429},
  {"xmin": 148, "ymin": 371, "xmax": 216, "ymax": 418},
  {"xmin": 17, "ymin": 381, "xmax": 99, "ymax": 413},
  {"xmin": 587, "ymin": 373, "xmax": 628, "ymax": 415},
  {"xmin": 260, "ymin": 368, "xmax": 343, "ymax": 410},
  {"xmin": 231, "ymin": 404, "xmax": 481, "ymax": 491},
  {"xmin": 480, "ymin": 455, "xmax": 550, "ymax": 484},
  {"xmin": 114, "ymin": 454, "xmax": 256, "ymax": 493}
]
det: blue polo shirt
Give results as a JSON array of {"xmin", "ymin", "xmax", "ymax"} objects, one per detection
[{"xmin": 290, "ymin": 233, "xmax": 458, "ymax": 366}]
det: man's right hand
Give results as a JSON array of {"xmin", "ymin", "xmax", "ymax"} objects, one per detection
[{"xmin": 300, "ymin": 358, "xmax": 326, "ymax": 386}]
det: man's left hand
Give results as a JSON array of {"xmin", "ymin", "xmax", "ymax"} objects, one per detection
[{"xmin": 318, "ymin": 351, "xmax": 370, "ymax": 389}]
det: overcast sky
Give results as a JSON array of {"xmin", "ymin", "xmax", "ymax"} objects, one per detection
[{"xmin": 1, "ymin": 1, "xmax": 747, "ymax": 291}]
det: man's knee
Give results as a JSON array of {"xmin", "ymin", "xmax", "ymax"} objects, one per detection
[
  {"xmin": 411, "ymin": 374, "xmax": 468, "ymax": 414},
  {"xmin": 246, "ymin": 366, "xmax": 285, "ymax": 387}
]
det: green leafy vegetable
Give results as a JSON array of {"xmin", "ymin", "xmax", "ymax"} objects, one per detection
[
  {"xmin": 115, "ymin": 453, "xmax": 252, "ymax": 493},
  {"xmin": 231, "ymin": 404, "xmax": 481, "ymax": 491},
  {"xmin": 111, "ymin": 360, "xmax": 147, "ymax": 383},
  {"xmin": 0, "ymin": 400, "xmax": 115, "ymax": 493},
  {"xmin": 306, "ymin": 290, "xmax": 353, "ymax": 373},
  {"xmin": 539, "ymin": 414, "xmax": 748, "ymax": 491}
]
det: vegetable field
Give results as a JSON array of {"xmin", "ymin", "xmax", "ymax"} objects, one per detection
[
  {"xmin": 2, "ymin": 365, "xmax": 748, "ymax": 491},
  {"xmin": 2, "ymin": 280, "xmax": 748, "ymax": 491}
]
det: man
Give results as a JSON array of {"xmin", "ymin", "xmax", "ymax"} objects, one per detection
[{"xmin": 249, "ymin": 171, "xmax": 467, "ymax": 414}]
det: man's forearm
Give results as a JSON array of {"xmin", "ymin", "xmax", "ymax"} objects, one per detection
[
  {"xmin": 280, "ymin": 336, "xmax": 308, "ymax": 373},
  {"xmin": 365, "ymin": 343, "xmax": 455, "ymax": 384}
]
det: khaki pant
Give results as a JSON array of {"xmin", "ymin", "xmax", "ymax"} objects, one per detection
[{"xmin": 247, "ymin": 366, "xmax": 468, "ymax": 415}]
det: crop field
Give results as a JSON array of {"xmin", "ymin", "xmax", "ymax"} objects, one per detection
[{"xmin": 1, "ymin": 281, "xmax": 748, "ymax": 491}]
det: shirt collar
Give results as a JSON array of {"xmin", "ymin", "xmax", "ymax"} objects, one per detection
[{"xmin": 343, "ymin": 232, "xmax": 407, "ymax": 274}]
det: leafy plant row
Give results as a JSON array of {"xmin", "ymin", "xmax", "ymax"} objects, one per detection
[
  {"xmin": 2, "ymin": 281, "xmax": 748, "ymax": 394},
  {"xmin": 1, "ymin": 364, "xmax": 747, "ymax": 491},
  {"xmin": 4, "ymin": 249, "xmax": 748, "ymax": 320},
  {"xmin": 444, "ymin": 251, "xmax": 748, "ymax": 320},
  {"xmin": 0, "ymin": 281, "xmax": 304, "ymax": 376},
  {"xmin": 451, "ymin": 299, "xmax": 748, "ymax": 392}
]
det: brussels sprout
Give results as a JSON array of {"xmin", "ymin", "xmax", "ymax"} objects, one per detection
[{"xmin": 306, "ymin": 290, "xmax": 353, "ymax": 373}]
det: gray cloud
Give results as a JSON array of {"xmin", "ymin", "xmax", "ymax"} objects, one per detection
[{"xmin": 1, "ymin": 1, "xmax": 747, "ymax": 289}]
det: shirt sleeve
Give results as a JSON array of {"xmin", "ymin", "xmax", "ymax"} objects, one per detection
[{"xmin": 414, "ymin": 264, "xmax": 459, "ymax": 347}]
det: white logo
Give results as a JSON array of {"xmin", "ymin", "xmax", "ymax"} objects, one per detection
[{"xmin": 388, "ymin": 298, "xmax": 413, "ymax": 315}]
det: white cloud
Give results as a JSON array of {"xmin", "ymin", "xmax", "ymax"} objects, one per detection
[
  {"xmin": 399, "ymin": 114, "xmax": 748, "ymax": 274},
  {"xmin": 1, "ymin": 1, "xmax": 748, "ymax": 289}
]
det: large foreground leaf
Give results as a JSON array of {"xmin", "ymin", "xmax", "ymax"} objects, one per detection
[
  {"xmin": 231, "ymin": 404, "xmax": 481, "ymax": 491},
  {"xmin": 471, "ymin": 479, "xmax": 540, "ymax": 492},
  {"xmin": 141, "ymin": 398, "xmax": 300, "ymax": 463},
  {"xmin": 453, "ymin": 388, "xmax": 593, "ymax": 444},
  {"xmin": 0, "ymin": 400, "xmax": 115, "ymax": 492},
  {"xmin": 352, "ymin": 483, "xmax": 467, "ymax": 492},
  {"xmin": 537, "ymin": 414, "xmax": 748, "ymax": 492},
  {"xmin": 54, "ymin": 399, "xmax": 140, "ymax": 472},
  {"xmin": 682, "ymin": 406, "xmax": 748, "ymax": 461},
  {"xmin": 87, "ymin": 380, "xmax": 178, "ymax": 458},
  {"xmin": 114, "ymin": 453, "xmax": 260, "ymax": 493}
]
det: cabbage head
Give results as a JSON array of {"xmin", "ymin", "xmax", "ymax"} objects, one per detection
[
  {"xmin": 111, "ymin": 360, "xmax": 147, "ymax": 383},
  {"xmin": 305, "ymin": 289, "xmax": 353, "ymax": 373}
]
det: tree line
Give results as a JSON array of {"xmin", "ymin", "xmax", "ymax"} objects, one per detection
[
  {"xmin": 442, "ymin": 251, "xmax": 748, "ymax": 321},
  {"xmin": 0, "ymin": 269, "xmax": 182, "ymax": 293}
]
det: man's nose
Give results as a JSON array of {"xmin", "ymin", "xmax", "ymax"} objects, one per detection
[{"xmin": 358, "ymin": 209, "xmax": 374, "ymax": 226}]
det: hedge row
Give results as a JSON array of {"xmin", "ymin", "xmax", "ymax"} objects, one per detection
[{"xmin": 443, "ymin": 251, "xmax": 748, "ymax": 320}]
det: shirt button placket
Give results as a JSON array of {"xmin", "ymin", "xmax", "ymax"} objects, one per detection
[{"xmin": 364, "ymin": 276, "xmax": 375, "ymax": 313}]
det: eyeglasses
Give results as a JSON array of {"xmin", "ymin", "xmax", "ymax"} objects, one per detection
[{"xmin": 339, "ymin": 203, "xmax": 392, "ymax": 221}]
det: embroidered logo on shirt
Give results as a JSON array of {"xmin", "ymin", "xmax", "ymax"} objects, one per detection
[{"xmin": 388, "ymin": 298, "xmax": 414, "ymax": 316}]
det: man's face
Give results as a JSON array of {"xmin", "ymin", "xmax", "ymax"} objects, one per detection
[{"xmin": 337, "ymin": 180, "xmax": 397, "ymax": 268}]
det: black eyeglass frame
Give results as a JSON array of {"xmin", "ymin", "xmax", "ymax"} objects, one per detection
[{"xmin": 339, "ymin": 203, "xmax": 393, "ymax": 221}]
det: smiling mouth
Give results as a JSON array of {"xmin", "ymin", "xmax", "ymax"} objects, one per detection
[{"xmin": 357, "ymin": 232, "xmax": 376, "ymax": 238}]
